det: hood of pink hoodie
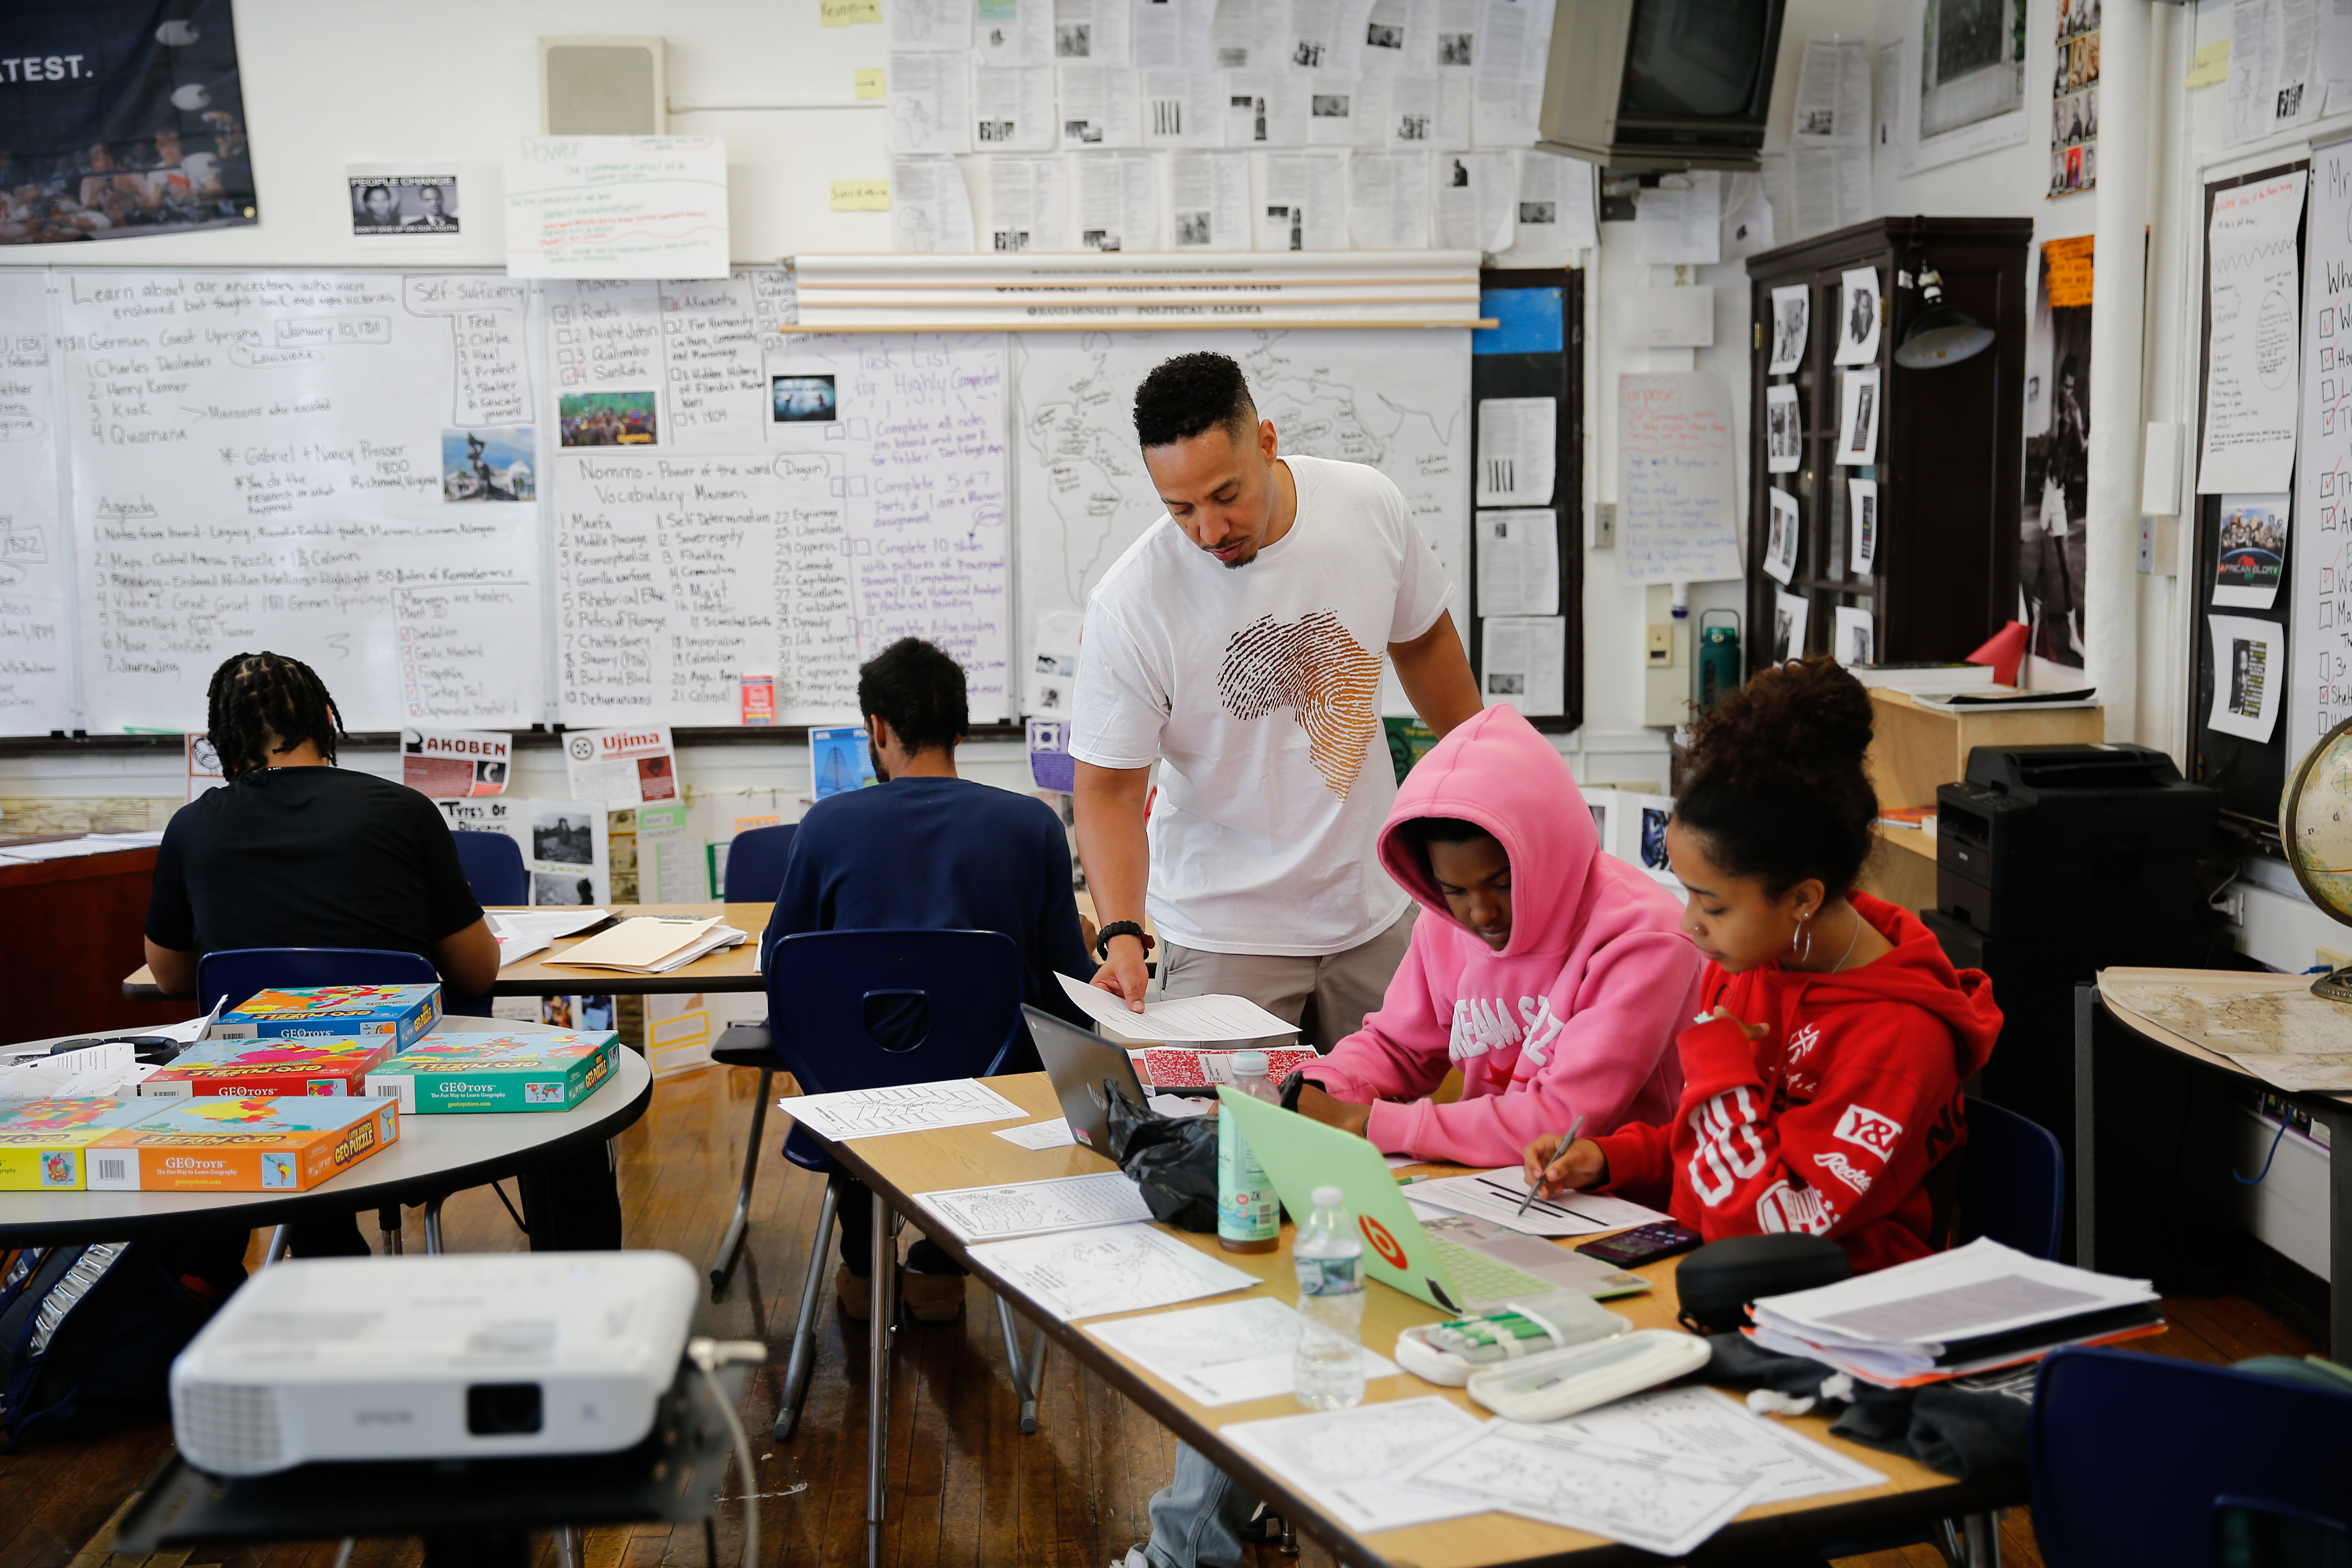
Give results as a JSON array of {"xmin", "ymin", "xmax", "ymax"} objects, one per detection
[{"xmin": 1374, "ymin": 706, "xmax": 1694, "ymax": 1092}]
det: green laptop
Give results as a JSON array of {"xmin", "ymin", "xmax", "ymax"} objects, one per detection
[{"xmin": 1216, "ymin": 1087, "xmax": 1647, "ymax": 1314}]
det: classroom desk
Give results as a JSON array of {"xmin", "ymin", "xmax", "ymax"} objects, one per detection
[
  {"xmin": 2078, "ymin": 968, "xmax": 2352, "ymax": 1356},
  {"xmin": 120, "ymin": 902, "xmax": 774, "ymax": 1002},
  {"xmin": 0, "ymin": 1015, "xmax": 652, "ymax": 1247},
  {"xmin": 805, "ymin": 1072, "xmax": 2020, "ymax": 1568}
]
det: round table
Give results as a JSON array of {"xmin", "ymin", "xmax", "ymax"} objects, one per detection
[{"xmin": 0, "ymin": 1015, "xmax": 653, "ymax": 1245}]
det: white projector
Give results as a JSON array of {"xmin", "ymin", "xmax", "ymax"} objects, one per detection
[{"xmin": 170, "ymin": 1251, "xmax": 699, "ymax": 1476}]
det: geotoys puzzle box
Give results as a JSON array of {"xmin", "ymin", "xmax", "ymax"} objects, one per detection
[
  {"xmin": 86, "ymin": 1096, "xmax": 400, "ymax": 1192},
  {"xmin": 0, "ymin": 1098, "xmax": 173, "ymax": 1190},
  {"xmin": 364, "ymin": 1031, "xmax": 620, "ymax": 1113},
  {"xmin": 212, "ymin": 984, "xmax": 441, "ymax": 1051},
  {"xmin": 140, "ymin": 1037, "xmax": 401, "ymax": 1099}
]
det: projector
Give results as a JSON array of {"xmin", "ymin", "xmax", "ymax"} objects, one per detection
[{"xmin": 170, "ymin": 1251, "xmax": 699, "ymax": 1476}]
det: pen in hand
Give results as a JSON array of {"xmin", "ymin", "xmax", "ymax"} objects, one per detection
[{"xmin": 1519, "ymin": 1113, "xmax": 1585, "ymax": 1215}]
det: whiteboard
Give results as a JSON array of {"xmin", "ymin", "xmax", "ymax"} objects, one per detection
[
  {"xmin": 1009, "ymin": 327, "xmax": 1470, "ymax": 714},
  {"xmin": 544, "ymin": 271, "xmax": 1009, "ymax": 726},
  {"xmin": 57, "ymin": 271, "xmax": 546, "ymax": 732},
  {"xmin": 2294, "ymin": 145, "xmax": 2352, "ymax": 762},
  {"xmin": 0, "ymin": 272, "xmax": 68, "ymax": 732}
]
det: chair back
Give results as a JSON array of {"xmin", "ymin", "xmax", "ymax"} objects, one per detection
[
  {"xmin": 450, "ymin": 830, "xmax": 529, "ymax": 905},
  {"xmin": 764, "ymin": 929, "xmax": 1025, "ymax": 1170},
  {"xmin": 2031, "ymin": 1346, "xmax": 2352, "ymax": 1568},
  {"xmin": 1954, "ymin": 1096, "xmax": 2065, "ymax": 1261},
  {"xmin": 196, "ymin": 947, "xmax": 443, "ymax": 1015},
  {"xmin": 724, "ymin": 823, "xmax": 799, "ymax": 903}
]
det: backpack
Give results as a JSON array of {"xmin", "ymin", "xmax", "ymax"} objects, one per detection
[{"xmin": 0, "ymin": 1232, "xmax": 245, "ymax": 1450}]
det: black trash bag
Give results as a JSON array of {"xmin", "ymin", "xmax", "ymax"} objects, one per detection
[{"xmin": 1105, "ymin": 1081, "xmax": 1220, "ymax": 1233}]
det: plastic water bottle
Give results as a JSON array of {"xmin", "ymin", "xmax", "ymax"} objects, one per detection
[
  {"xmin": 1216, "ymin": 1051, "xmax": 1281, "ymax": 1253},
  {"xmin": 1292, "ymin": 1185, "xmax": 1366, "ymax": 1410}
]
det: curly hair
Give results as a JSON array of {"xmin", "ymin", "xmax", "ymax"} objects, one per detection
[
  {"xmin": 204, "ymin": 651, "xmax": 346, "ymax": 780},
  {"xmin": 857, "ymin": 637, "xmax": 968, "ymax": 753},
  {"xmin": 1673, "ymin": 656, "xmax": 1878, "ymax": 896},
  {"xmin": 1133, "ymin": 351, "xmax": 1257, "ymax": 450}
]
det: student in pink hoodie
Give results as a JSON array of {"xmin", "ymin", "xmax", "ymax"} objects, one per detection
[{"xmin": 1292, "ymin": 704, "xmax": 1702, "ymax": 1164}]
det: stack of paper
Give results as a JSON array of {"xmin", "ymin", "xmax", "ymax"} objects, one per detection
[
  {"xmin": 0, "ymin": 837, "xmax": 125, "ymax": 862},
  {"xmin": 486, "ymin": 907, "xmax": 610, "ymax": 967},
  {"xmin": 0, "ymin": 1041, "xmax": 160, "ymax": 1099},
  {"xmin": 1748, "ymin": 1238, "xmax": 2164, "ymax": 1386},
  {"xmin": 545, "ymin": 915, "xmax": 745, "ymax": 974}
]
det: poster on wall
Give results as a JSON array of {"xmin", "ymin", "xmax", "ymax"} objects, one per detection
[
  {"xmin": 1893, "ymin": 0, "xmax": 2030, "ymax": 176},
  {"xmin": 0, "ymin": 0, "xmax": 257, "ymax": 244},
  {"xmin": 2048, "ymin": 0, "xmax": 2097, "ymax": 197},
  {"xmin": 2022, "ymin": 235, "xmax": 2094, "ymax": 681}
]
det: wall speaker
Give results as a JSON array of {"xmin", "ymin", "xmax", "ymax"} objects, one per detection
[{"xmin": 539, "ymin": 37, "xmax": 668, "ymax": 135}]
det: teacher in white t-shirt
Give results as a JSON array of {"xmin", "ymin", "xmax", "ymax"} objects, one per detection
[{"xmin": 1071, "ymin": 350, "xmax": 1481, "ymax": 1045}]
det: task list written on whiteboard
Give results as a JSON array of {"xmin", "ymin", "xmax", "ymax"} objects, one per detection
[
  {"xmin": 2293, "ymin": 147, "xmax": 2352, "ymax": 760},
  {"xmin": 1615, "ymin": 372, "xmax": 1742, "ymax": 584},
  {"xmin": 544, "ymin": 270, "xmax": 1007, "ymax": 727},
  {"xmin": 59, "ymin": 272, "xmax": 546, "ymax": 733},
  {"xmin": 0, "ymin": 271, "xmax": 69, "ymax": 733}
]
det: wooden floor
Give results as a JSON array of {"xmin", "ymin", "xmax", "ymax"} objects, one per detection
[{"xmin": 19, "ymin": 1062, "xmax": 2322, "ymax": 1568}]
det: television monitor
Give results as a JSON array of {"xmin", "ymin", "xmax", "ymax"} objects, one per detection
[{"xmin": 1537, "ymin": 0, "xmax": 1788, "ymax": 172}]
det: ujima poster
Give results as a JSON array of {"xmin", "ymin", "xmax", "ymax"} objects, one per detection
[{"xmin": 0, "ymin": 0, "xmax": 256, "ymax": 245}]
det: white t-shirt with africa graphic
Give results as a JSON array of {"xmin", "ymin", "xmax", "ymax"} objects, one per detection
[{"xmin": 1070, "ymin": 454, "xmax": 1451, "ymax": 957}]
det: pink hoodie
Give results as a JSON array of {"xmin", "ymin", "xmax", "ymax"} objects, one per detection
[{"xmin": 1301, "ymin": 706, "xmax": 1701, "ymax": 1167}]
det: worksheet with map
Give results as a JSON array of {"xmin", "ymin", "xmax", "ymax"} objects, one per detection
[{"xmin": 1011, "ymin": 328, "xmax": 1470, "ymax": 716}]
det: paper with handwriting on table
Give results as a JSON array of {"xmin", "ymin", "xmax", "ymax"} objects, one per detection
[{"xmin": 776, "ymin": 1078, "xmax": 1026, "ymax": 1141}]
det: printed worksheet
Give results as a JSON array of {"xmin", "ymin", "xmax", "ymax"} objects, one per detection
[
  {"xmin": 1407, "ymin": 1170, "xmax": 1673, "ymax": 1238},
  {"xmin": 1220, "ymin": 1396, "xmax": 1488, "ymax": 1532},
  {"xmin": 915, "ymin": 1171, "xmax": 1154, "ymax": 1241},
  {"xmin": 775, "ymin": 1079, "xmax": 1027, "ymax": 1142},
  {"xmin": 1056, "ymin": 973, "xmax": 1295, "ymax": 1041},
  {"xmin": 967, "ymin": 1224, "xmax": 1258, "ymax": 1321},
  {"xmin": 993, "ymin": 1118, "xmax": 1076, "ymax": 1149},
  {"xmin": 1403, "ymin": 1421, "xmax": 1766, "ymax": 1557},
  {"xmin": 1556, "ymin": 1388, "xmax": 1884, "ymax": 1503},
  {"xmin": 1085, "ymin": 1296, "xmax": 1401, "ymax": 1405}
]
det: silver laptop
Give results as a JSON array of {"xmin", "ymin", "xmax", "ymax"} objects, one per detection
[{"xmin": 1026, "ymin": 1004, "xmax": 1152, "ymax": 1158}]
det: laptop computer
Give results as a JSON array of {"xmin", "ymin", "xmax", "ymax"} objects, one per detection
[
  {"xmin": 1217, "ymin": 1086, "xmax": 1647, "ymax": 1313},
  {"xmin": 1025, "ymin": 1004, "xmax": 1154, "ymax": 1158}
]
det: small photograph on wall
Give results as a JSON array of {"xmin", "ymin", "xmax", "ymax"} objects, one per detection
[
  {"xmin": 2049, "ymin": 0, "xmax": 2098, "ymax": 196},
  {"xmin": 1767, "ymin": 284, "xmax": 1808, "ymax": 373},
  {"xmin": 2021, "ymin": 234, "xmax": 2093, "ymax": 676},
  {"xmin": 772, "ymin": 374, "xmax": 840, "ymax": 422},
  {"xmin": 348, "ymin": 166, "xmax": 460, "ymax": 249},
  {"xmin": 1765, "ymin": 486, "xmax": 1800, "ymax": 584},
  {"xmin": 1771, "ymin": 589, "xmax": 1811, "ymax": 664},
  {"xmin": 441, "ymin": 428, "xmax": 534, "ymax": 501},
  {"xmin": 559, "ymin": 391, "xmax": 658, "ymax": 447},
  {"xmin": 1766, "ymin": 383, "xmax": 1801, "ymax": 472}
]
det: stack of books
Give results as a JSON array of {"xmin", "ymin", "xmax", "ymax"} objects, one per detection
[
  {"xmin": 1748, "ymin": 1238, "xmax": 2165, "ymax": 1387},
  {"xmin": 546, "ymin": 915, "xmax": 747, "ymax": 976}
]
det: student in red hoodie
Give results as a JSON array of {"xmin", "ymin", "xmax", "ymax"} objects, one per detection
[{"xmin": 1523, "ymin": 657, "xmax": 2000, "ymax": 1272}]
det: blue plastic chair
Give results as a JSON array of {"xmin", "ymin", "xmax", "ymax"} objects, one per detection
[
  {"xmin": 1954, "ymin": 1097, "xmax": 2065, "ymax": 1260},
  {"xmin": 706, "ymin": 929, "xmax": 1032, "ymax": 1441},
  {"xmin": 2031, "ymin": 1346, "xmax": 2352, "ymax": 1567},
  {"xmin": 722, "ymin": 822, "xmax": 798, "ymax": 903},
  {"xmin": 450, "ymin": 830, "xmax": 529, "ymax": 906}
]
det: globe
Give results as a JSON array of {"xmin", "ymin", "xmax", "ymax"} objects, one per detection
[{"xmin": 2281, "ymin": 714, "xmax": 2352, "ymax": 1000}]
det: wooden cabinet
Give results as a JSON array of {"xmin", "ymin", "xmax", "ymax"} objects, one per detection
[
  {"xmin": 1744, "ymin": 217, "xmax": 2033, "ymax": 676},
  {"xmin": 1, "ymin": 846, "xmax": 196, "ymax": 1043}
]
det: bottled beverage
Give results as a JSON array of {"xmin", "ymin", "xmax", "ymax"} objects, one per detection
[
  {"xmin": 1291, "ymin": 1184, "xmax": 1366, "ymax": 1410},
  {"xmin": 1215, "ymin": 1051, "xmax": 1281, "ymax": 1254}
]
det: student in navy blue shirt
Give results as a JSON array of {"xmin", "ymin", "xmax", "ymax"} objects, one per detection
[{"xmin": 766, "ymin": 637, "xmax": 1096, "ymax": 1321}]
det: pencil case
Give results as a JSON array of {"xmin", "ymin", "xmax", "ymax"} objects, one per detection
[
  {"xmin": 1393, "ymin": 1291, "xmax": 1631, "ymax": 1386},
  {"xmin": 1464, "ymin": 1328, "xmax": 1713, "ymax": 1422}
]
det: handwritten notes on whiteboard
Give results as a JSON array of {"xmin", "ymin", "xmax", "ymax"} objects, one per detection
[
  {"xmin": 1615, "ymin": 372, "xmax": 1742, "ymax": 584},
  {"xmin": 2200, "ymin": 170, "xmax": 2306, "ymax": 494},
  {"xmin": 546, "ymin": 272, "xmax": 1008, "ymax": 726},
  {"xmin": 504, "ymin": 136, "xmax": 731, "ymax": 281},
  {"xmin": 0, "ymin": 272, "xmax": 68, "ymax": 732},
  {"xmin": 2294, "ymin": 151, "xmax": 2352, "ymax": 760},
  {"xmin": 58, "ymin": 272, "xmax": 546, "ymax": 732}
]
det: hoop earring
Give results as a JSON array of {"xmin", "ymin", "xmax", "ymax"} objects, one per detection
[{"xmin": 1789, "ymin": 908, "xmax": 1814, "ymax": 962}]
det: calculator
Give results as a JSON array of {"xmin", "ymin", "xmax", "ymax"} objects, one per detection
[{"xmin": 1575, "ymin": 1221, "xmax": 1704, "ymax": 1268}]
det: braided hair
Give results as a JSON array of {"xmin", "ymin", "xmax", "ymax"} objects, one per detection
[
  {"xmin": 1673, "ymin": 656, "xmax": 1878, "ymax": 897},
  {"xmin": 204, "ymin": 651, "xmax": 346, "ymax": 779}
]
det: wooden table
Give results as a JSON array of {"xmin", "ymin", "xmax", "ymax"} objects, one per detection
[
  {"xmin": 0, "ymin": 1015, "xmax": 653, "ymax": 1247},
  {"xmin": 809, "ymin": 1073, "xmax": 2019, "ymax": 1568},
  {"xmin": 122, "ymin": 902, "xmax": 773, "ymax": 1002},
  {"xmin": 2081, "ymin": 968, "xmax": 2352, "ymax": 1355}
]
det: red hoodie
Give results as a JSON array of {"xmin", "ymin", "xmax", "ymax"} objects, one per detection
[
  {"xmin": 1301, "ymin": 706, "xmax": 1702, "ymax": 1166},
  {"xmin": 1590, "ymin": 892, "xmax": 2001, "ymax": 1274}
]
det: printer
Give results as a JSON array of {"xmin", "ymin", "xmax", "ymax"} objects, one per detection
[{"xmin": 1934, "ymin": 744, "xmax": 2218, "ymax": 939}]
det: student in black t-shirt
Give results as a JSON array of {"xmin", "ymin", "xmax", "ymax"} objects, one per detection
[{"xmin": 144, "ymin": 652, "xmax": 618, "ymax": 1255}]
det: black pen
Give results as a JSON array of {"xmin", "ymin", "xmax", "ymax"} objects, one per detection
[{"xmin": 1519, "ymin": 1113, "xmax": 1585, "ymax": 1216}]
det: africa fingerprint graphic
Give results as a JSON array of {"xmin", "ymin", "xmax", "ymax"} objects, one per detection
[{"xmin": 1217, "ymin": 610, "xmax": 1381, "ymax": 797}]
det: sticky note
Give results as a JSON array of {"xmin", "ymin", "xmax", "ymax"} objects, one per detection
[
  {"xmin": 855, "ymin": 67, "xmax": 886, "ymax": 100},
  {"xmin": 2185, "ymin": 40, "xmax": 2228, "ymax": 89},
  {"xmin": 822, "ymin": 0, "xmax": 882, "ymax": 24},
  {"xmin": 831, "ymin": 180, "xmax": 889, "ymax": 212}
]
